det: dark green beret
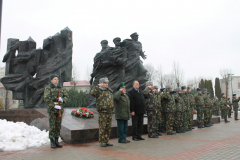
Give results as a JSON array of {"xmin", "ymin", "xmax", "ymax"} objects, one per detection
[
  {"xmin": 49, "ymin": 74, "xmax": 59, "ymax": 81},
  {"xmin": 117, "ymin": 82, "xmax": 125, "ymax": 90}
]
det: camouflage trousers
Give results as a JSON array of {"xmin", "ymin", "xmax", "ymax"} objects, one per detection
[
  {"xmin": 161, "ymin": 111, "xmax": 166, "ymax": 128},
  {"xmin": 182, "ymin": 111, "xmax": 188, "ymax": 130},
  {"xmin": 221, "ymin": 109, "xmax": 228, "ymax": 120},
  {"xmin": 233, "ymin": 107, "xmax": 238, "ymax": 120},
  {"xmin": 99, "ymin": 112, "xmax": 112, "ymax": 145},
  {"xmin": 196, "ymin": 106, "xmax": 203, "ymax": 124},
  {"xmin": 188, "ymin": 106, "xmax": 194, "ymax": 126},
  {"xmin": 214, "ymin": 109, "xmax": 219, "ymax": 116},
  {"xmin": 174, "ymin": 111, "xmax": 183, "ymax": 128},
  {"xmin": 203, "ymin": 107, "xmax": 210, "ymax": 123},
  {"xmin": 228, "ymin": 109, "xmax": 232, "ymax": 118},
  {"xmin": 147, "ymin": 110, "xmax": 156, "ymax": 133},
  {"xmin": 166, "ymin": 112, "xmax": 174, "ymax": 133},
  {"xmin": 49, "ymin": 112, "xmax": 62, "ymax": 139},
  {"xmin": 208, "ymin": 108, "xmax": 213, "ymax": 123},
  {"xmin": 155, "ymin": 110, "xmax": 162, "ymax": 131}
]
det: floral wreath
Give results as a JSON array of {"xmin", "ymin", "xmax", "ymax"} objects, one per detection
[{"xmin": 71, "ymin": 107, "xmax": 94, "ymax": 118}]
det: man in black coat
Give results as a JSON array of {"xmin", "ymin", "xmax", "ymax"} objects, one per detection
[{"xmin": 128, "ymin": 80, "xmax": 146, "ymax": 141}]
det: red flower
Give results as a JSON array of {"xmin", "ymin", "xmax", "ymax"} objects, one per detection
[
  {"xmin": 72, "ymin": 110, "xmax": 76, "ymax": 113},
  {"xmin": 80, "ymin": 108, "xmax": 83, "ymax": 110},
  {"xmin": 77, "ymin": 112, "xmax": 80, "ymax": 115},
  {"xmin": 90, "ymin": 111, "xmax": 93, "ymax": 115},
  {"xmin": 83, "ymin": 113, "xmax": 86, "ymax": 116}
]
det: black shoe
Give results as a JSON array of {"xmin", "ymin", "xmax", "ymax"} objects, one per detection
[
  {"xmin": 173, "ymin": 127, "xmax": 176, "ymax": 131},
  {"xmin": 209, "ymin": 123, "xmax": 213, "ymax": 126},
  {"xmin": 235, "ymin": 119, "xmax": 239, "ymax": 120},
  {"xmin": 161, "ymin": 128, "xmax": 166, "ymax": 133},
  {"xmin": 118, "ymin": 140, "xmax": 128, "ymax": 143},
  {"xmin": 198, "ymin": 125, "xmax": 202, "ymax": 128},
  {"xmin": 132, "ymin": 137, "xmax": 139, "ymax": 141},
  {"xmin": 182, "ymin": 129, "xmax": 185, "ymax": 133},
  {"xmin": 137, "ymin": 136, "xmax": 145, "ymax": 140},
  {"xmin": 176, "ymin": 127, "xmax": 181, "ymax": 133},
  {"xmin": 192, "ymin": 127, "xmax": 195, "ymax": 129},
  {"xmin": 55, "ymin": 137, "xmax": 62, "ymax": 148},
  {"xmin": 167, "ymin": 132, "xmax": 176, "ymax": 135},
  {"xmin": 148, "ymin": 135, "xmax": 158, "ymax": 138},
  {"xmin": 50, "ymin": 138, "xmax": 56, "ymax": 149},
  {"xmin": 204, "ymin": 123, "xmax": 210, "ymax": 127},
  {"xmin": 229, "ymin": 117, "xmax": 232, "ymax": 118},
  {"xmin": 156, "ymin": 131, "xmax": 162, "ymax": 136},
  {"xmin": 225, "ymin": 119, "xmax": 230, "ymax": 123},
  {"xmin": 188, "ymin": 125, "xmax": 192, "ymax": 130},
  {"xmin": 126, "ymin": 139, "xmax": 130, "ymax": 143},
  {"xmin": 188, "ymin": 128, "xmax": 192, "ymax": 131},
  {"xmin": 106, "ymin": 143, "xmax": 113, "ymax": 146},
  {"xmin": 100, "ymin": 144, "xmax": 107, "ymax": 147}
]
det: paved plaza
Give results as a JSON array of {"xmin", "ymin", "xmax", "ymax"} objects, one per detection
[{"xmin": 0, "ymin": 117, "xmax": 239, "ymax": 160}]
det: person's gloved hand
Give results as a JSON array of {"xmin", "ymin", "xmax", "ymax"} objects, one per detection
[
  {"xmin": 54, "ymin": 105, "xmax": 61, "ymax": 110},
  {"xmin": 58, "ymin": 97, "xmax": 63, "ymax": 103}
]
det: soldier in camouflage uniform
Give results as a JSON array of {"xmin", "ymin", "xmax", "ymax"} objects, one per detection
[
  {"xmin": 208, "ymin": 93, "xmax": 214, "ymax": 126},
  {"xmin": 194, "ymin": 88, "xmax": 205, "ymax": 128},
  {"xmin": 214, "ymin": 97, "xmax": 220, "ymax": 116},
  {"xmin": 160, "ymin": 88, "xmax": 166, "ymax": 133},
  {"xmin": 219, "ymin": 93, "xmax": 230, "ymax": 123},
  {"xmin": 143, "ymin": 82, "xmax": 158, "ymax": 138},
  {"xmin": 153, "ymin": 86, "xmax": 162, "ymax": 136},
  {"xmin": 162, "ymin": 84, "xmax": 176, "ymax": 135},
  {"xmin": 181, "ymin": 86, "xmax": 191, "ymax": 132},
  {"xmin": 174, "ymin": 88, "xmax": 184, "ymax": 133},
  {"xmin": 187, "ymin": 87, "xmax": 195, "ymax": 130},
  {"xmin": 91, "ymin": 77, "xmax": 114, "ymax": 147},
  {"xmin": 227, "ymin": 98, "xmax": 232, "ymax": 118},
  {"xmin": 44, "ymin": 74, "xmax": 68, "ymax": 148},
  {"xmin": 232, "ymin": 94, "xmax": 240, "ymax": 120},
  {"xmin": 202, "ymin": 89, "xmax": 210, "ymax": 127}
]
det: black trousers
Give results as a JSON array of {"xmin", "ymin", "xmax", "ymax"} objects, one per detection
[{"xmin": 132, "ymin": 114, "xmax": 144, "ymax": 138}]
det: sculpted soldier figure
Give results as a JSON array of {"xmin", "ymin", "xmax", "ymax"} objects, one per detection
[
  {"xmin": 174, "ymin": 88, "xmax": 184, "ymax": 133},
  {"xmin": 194, "ymin": 88, "xmax": 205, "ymax": 128},
  {"xmin": 232, "ymin": 94, "xmax": 240, "ymax": 120},
  {"xmin": 187, "ymin": 87, "xmax": 195, "ymax": 130},
  {"xmin": 219, "ymin": 93, "xmax": 230, "ymax": 123},
  {"xmin": 90, "ymin": 77, "xmax": 114, "ymax": 147},
  {"xmin": 162, "ymin": 84, "xmax": 176, "ymax": 135},
  {"xmin": 202, "ymin": 89, "xmax": 211, "ymax": 127},
  {"xmin": 44, "ymin": 74, "xmax": 68, "ymax": 149},
  {"xmin": 143, "ymin": 82, "xmax": 158, "ymax": 138}
]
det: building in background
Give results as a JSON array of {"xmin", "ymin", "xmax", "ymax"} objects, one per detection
[
  {"xmin": 63, "ymin": 80, "xmax": 90, "ymax": 92},
  {"xmin": 0, "ymin": 83, "xmax": 19, "ymax": 110},
  {"xmin": 220, "ymin": 76, "xmax": 240, "ymax": 100},
  {"xmin": 0, "ymin": 67, "xmax": 5, "ymax": 78}
]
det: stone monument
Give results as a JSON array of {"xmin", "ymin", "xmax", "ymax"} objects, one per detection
[{"xmin": 1, "ymin": 27, "xmax": 73, "ymax": 108}]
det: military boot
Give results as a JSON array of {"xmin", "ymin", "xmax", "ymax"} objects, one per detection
[
  {"xmin": 167, "ymin": 132, "xmax": 176, "ymax": 135},
  {"xmin": 50, "ymin": 138, "xmax": 56, "ymax": 149},
  {"xmin": 161, "ymin": 127, "xmax": 166, "ymax": 133},
  {"xmin": 156, "ymin": 130, "xmax": 162, "ymax": 136},
  {"xmin": 55, "ymin": 137, "xmax": 63, "ymax": 148},
  {"xmin": 198, "ymin": 124, "xmax": 202, "ymax": 128},
  {"xmin": 173, "ymin": 127, "xmax": 176, "ymax": 131},
  {"xmin": 148, "ymin": 133, "xmax": 158, "ymax": 138},
  {"xmin": 176, "ymin": 127, "xmax": 182, "ymax": 133},
  {"xmin": 204, "ymin": 123, "xmax": 210, "ymax": 127},
  {"xmin": 225, "ymin": 119, "xmax": 230, "ymax": 123},
  {"xmin": 209, "ymin": 123, "xmax": 213, "ymax": 126},
  {"xmin": 188, "ymin": 125, "xmax": 192, "ymax": 131}
]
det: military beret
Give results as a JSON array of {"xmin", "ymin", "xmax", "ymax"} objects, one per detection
[
  {"xmin": 113, "ymin": 37, "xmax": 121, "ymax": 42},
  {"xmin": 49, "ymin": 74, "xmax": 59, "ymax": 81},
  {"xmin": 228, "ymin": 98, "xmax": 230, "ymax": 100},
  {"xmin": 175, "ymin": 88, "xmax": 181, "ymax": 92},
  {"xmin": 221, "ymin": 93, "xmax": 225, "ymax": 96},
  {"xmin": 171, "ymin": 91, "xmax": 176, "ymax": 94},
  {"xmin": 153, "ymin": 86, "xmax": 158, "ymax": 89},
  {"xmin": 117, "ymin": 82, "xmax": 125, "ymax": 90},
  {"xmin": 233, "ymin": 94, "xmax": 236, "ymax": 96},
  {"xmin": 165, "ymin": 84, "xmax": 172, "ymax": 89},
  {"xmin": 99, "ymin": 77, "xmax": 109, "ymax": 84},
  {"xmin": 130, "ymin": 32, "xmax": 139, "ymax": 37},
  {"xmin": 197, "ymin": 88, "xmax": 201, "ymax": 91},
  {"xmin": 207, "ymin": 92, "xmax": 210, "ymax": 95},
  {"xmin": 181, "ymin": 86, "xmax": 187, "ymax": 90},
  {"xmin": 160, "ymin": 88, "xmax": 165, "ymax": 92},
  {"xmin": 146, "ymin": 81, "xmax": 153, "ymax": 86},
  {"xmin": 202, "ymin": 88, "xmax": 207, "ymax": 91},
  {"xmin": 187, "ymin": 87, "xmax": 191, "ymax": 90},
  {"xmin": 100, "ymin": 40, "xmax": 108, "ymax": 44}
]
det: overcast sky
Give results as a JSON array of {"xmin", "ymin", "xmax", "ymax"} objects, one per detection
[{"xmin": 1, "ymin": 0, "xmax": 240, "ymax": 84}]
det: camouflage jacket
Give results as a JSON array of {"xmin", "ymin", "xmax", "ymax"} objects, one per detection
[
  {"xmin": 90, "ymin": 85, "xmax": 114, "ymax": 113},
  {"xmin": 228, "ymin": 101, "xmax": 232, "ymax": 109},
  {"xmin": 162, "ymin": 91, "xmax": 176, "ymax": 112},
  {"xmin": 194, "ymin": 93, "xmax": 204, "ymax": 106},
  {"xmin": 182, "ymin": 92, "xmax": 190, "ymax": 111},
  {"xmin": 213, "ymin": 100, "xmax": 219, "ymax": 110},
  {"xmin": 210, "ymin": 100, "xmax": 214, "ymax": 110},
  {"xmin": 157, "ymin": 92, "xmax": 162, "ymax": 111},
  {"xmin": 219, "ymin": 97, "xmax": 228, "ymax": 110},
  {"xmin": 44, "ymin": 83, "xmax": 68, "ymax": 113},
  {"xmin": 188, "ymin": 93, "xmax": 196, "ymax": 109},
  {"xmin": 232, "ymin": 97, "xmax": 240, "ymax": 108},
  {"xmin": 143, "ymin": 87, "xmax": 157, "ymax": 111},
  {"xmin": 202, "ymin": 93, "xmax": 211, "ymax": 108},
  {"xmin": 175, "ymin": 94, "xmax": 184, "ymax": 112}
]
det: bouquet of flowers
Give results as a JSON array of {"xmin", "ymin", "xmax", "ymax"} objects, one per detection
[
  {"xmin": 71, "ymin": 107, "xmax": 94, "ymax": 118},
  {"xmin": 193, "ymin": 110, "xmax": 197, "ymax": 114}
]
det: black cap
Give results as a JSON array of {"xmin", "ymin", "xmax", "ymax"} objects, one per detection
[
  {"xmin": 49, "ymin": 74, "xmax": 59, "ymax": 81},
  {"xmin": 181, "ymin": 86, "xmax": 187, "ymax": 90},
  {"xmin": 160, "ymin": 88, "xmax": 165, "ymax": 92},
  {"xmin": 221, "ymin": 93, "xmax": 225, "ymax": 96},
  {"xmin": 197, "ymin": 88, "xmax": 201, "ymax": 91},
  {"xmin": 207, "ymin": 92, "xmax": 210, "ymax": 95},
  {"xmin": 187, "ymin": 87, "xmax": 191, "ymax": 90},
  {"xmin": 233, "ymin": 94, "xmax": 236, "ymax": 96}
]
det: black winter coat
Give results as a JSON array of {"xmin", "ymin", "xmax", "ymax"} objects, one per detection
[{"xmin": 129, "ymin": 88, "xmax": 146, "ymax": 114}]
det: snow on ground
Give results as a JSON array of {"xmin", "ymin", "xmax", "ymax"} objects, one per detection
[{"xmin": 0, "ymin": 119, "xmax": 51, "ymax": 152}]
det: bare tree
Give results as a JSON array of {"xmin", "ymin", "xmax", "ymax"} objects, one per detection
[
  {"xmin": 172, "ymin": 61, "xmax": 184, "ymax": 87},
  {"xmin": 85, "ymin": 65, "xmax": 93, "ymax": 82},
  {"xmin": 155, "ymin": 65, "xmax": 163, "ymax": 88},
  {"xmin": 162, "ymin": 73, "xmax": 176, "ymax": 89},
  {"xmin": 220, "ymin": 69, "xmax": 232, "ymax": 99},
  {"xmin": 144, "ymin": 63, "xmax": 157, "ymax": 83},
  {"xmin": 186, "ymin": 77, "xmax": 202, "ymax": 89},
  {"xmin": 72, "ymin": 63, "xmax": 80, "ymax": 81}
]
